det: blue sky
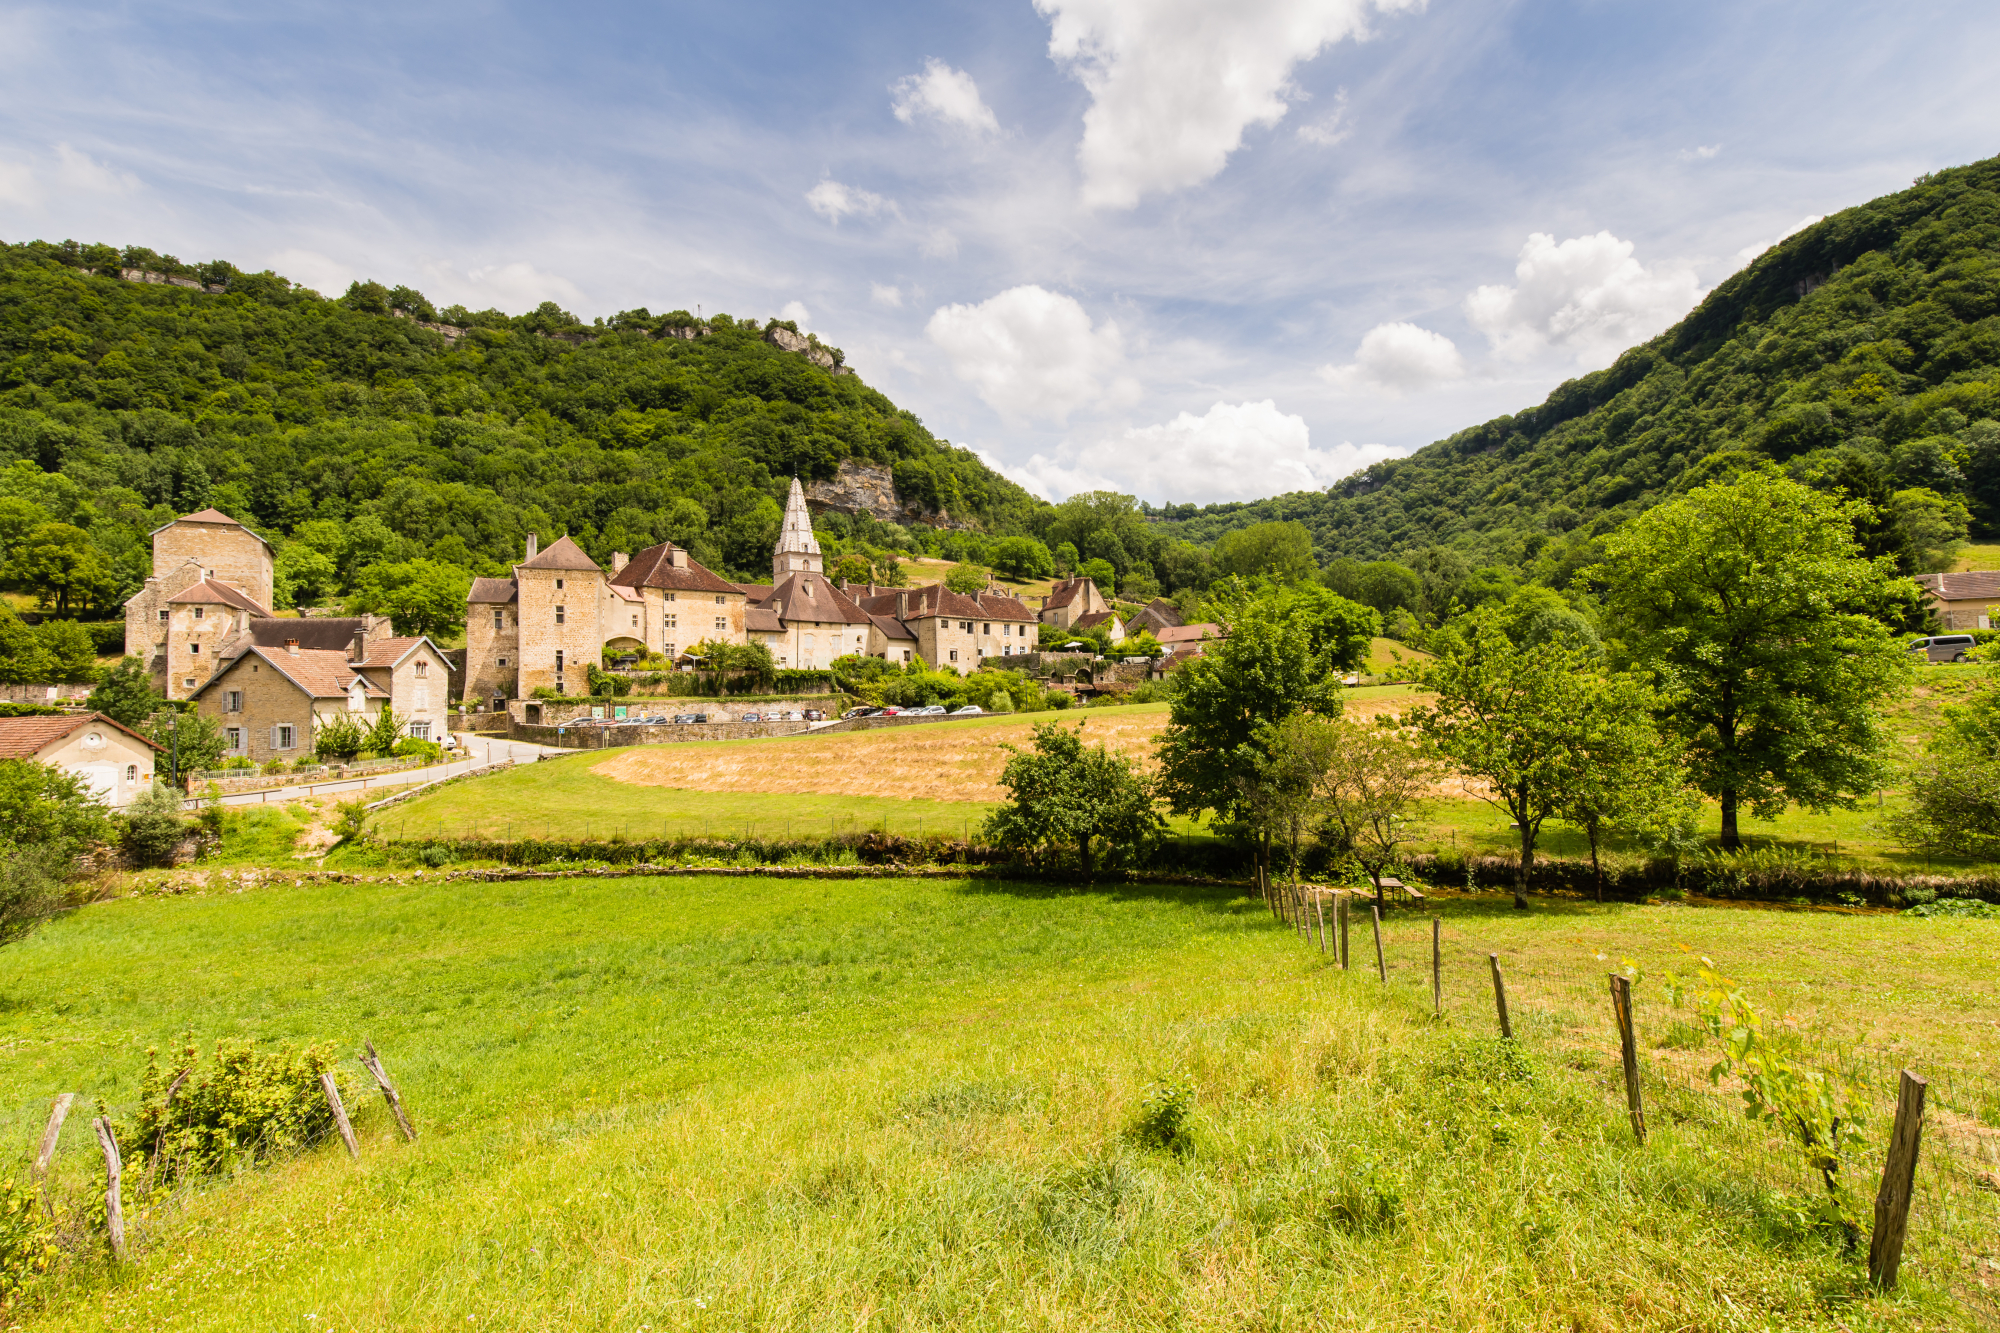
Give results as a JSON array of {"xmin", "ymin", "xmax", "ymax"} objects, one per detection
[{"xmin": 3, "ymin": 0, "xmax": 1997, "ymax": 504}]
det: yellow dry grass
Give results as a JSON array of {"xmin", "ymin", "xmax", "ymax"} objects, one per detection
[{"xmin": 592, "ymin": 694, "xmax": 1417, "ymax": 804}]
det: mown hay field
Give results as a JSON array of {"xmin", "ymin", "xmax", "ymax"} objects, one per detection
[{"xmin": 7, "ymin": 871, "xmax": 1998, "ymax": 1329}]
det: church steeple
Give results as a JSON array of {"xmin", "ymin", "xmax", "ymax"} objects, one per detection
[{"xmin": 773, "ymin": 477, "xmax": 823, "ymax": 582}]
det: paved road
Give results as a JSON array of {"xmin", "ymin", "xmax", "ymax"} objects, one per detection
[{"xmin": 190, "ymin": 735, "xmax": 565, "ymax": 809}]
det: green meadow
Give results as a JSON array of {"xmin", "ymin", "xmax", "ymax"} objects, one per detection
[{"xmin": 7, "ymin": 870, "xmax": 1999, "ymax": 1329}]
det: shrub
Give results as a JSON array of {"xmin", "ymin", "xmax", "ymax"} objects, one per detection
[
  {"xmin": 0, "ymin": 1177, "xmax": 57, "ymax": 1307},
  {"xmin": 330, "ymin": 798, "xmax": 370, "ymax": 844},
  {"xmin": 313, "ymin": 713, "xmax": 365, "ymax": 762},
  {"xmin": 121, "ymin": 1037, "xmax": 341, "ymax": 1182},
  {"xmin": 0, "ymin": 844, "xmax": 78, "ymax": 945},
  {"xmin": 1129, "ymin": 1079, "xmax": 1195, "ymax": 1153},
  {"xmin": 121, "ymin": 782, "xmax": 188, "ymax": 868},
  {"xmin": 392, "ymin": 738, "xmax": 443, "ymax": 764}
]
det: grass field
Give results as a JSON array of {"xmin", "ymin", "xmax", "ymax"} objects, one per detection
[
  {"xmin": 8, "ymin": 870, "xmax": 1999, "ymax": 1329},
  {"xmin": 1953, "ymin": 542, "xmax": 1999, "ymax": 571}
]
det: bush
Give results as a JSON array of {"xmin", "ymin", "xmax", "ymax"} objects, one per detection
[
  {"xmin": 120, "ymin": 1037, "xmax": 341, "ymax": 1182},
  {"xmin": 330, "ymin": 797, "xmax": 370, "ymax": 844},
  {"xmin": 1129, "ymin": 1079, "xmax": 1195, "ymax": 1154},
  {"xmin": 314, "ymin": 713, "xmax": 366, "ymax": 762},
  {"xmin": 0, "ymin": 1177, "xmax": 56, "ymax": 1307},
  {"xmin": 392, "ymin": 738, "xmax": 443, "ymax": 764},
  {"xmin": 121, "ymin": 782, "xmax": 188, "ymax": 868}
]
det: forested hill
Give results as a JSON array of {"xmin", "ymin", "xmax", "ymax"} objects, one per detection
[
  {"xmin": 0, "ymin": 244, "xmax": 1038, "ymax": 610},
  {"xmin": 1152, "ymin": 155, "xmax": 2000, "ymax": 578}
]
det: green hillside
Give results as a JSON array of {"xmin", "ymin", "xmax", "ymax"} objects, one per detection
[
  {"xmin": 1153, "ymin": 155, "xmax": 2000, "ymax": 578},
  {"xmin": 0, "ymin": 243, "xmax": 1037, "ymax": 609}
]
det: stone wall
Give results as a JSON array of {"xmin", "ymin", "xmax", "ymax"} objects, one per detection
[
  {"xmin": 0, "ymin": 683, "xmax": 94, "ymax": 704},
  {"xmin": 515, "ymin": 719, "xmax": 813, "ymax": 748}
]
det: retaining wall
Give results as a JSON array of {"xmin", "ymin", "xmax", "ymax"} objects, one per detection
[{"xmin": 514, "ymin": 719, "xmax": 814, "ymax": 749}]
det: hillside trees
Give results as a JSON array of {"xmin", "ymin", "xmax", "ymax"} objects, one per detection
[{"xmin": 1591, "ymin": 473, "xmax": 1911, "ymax": 849}]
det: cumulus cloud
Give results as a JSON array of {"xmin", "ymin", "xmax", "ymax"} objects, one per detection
[
  {"xmin": 416, "ymin": 258, "xmax": 584, "ymax": 312},
  {"xmin": 805, "ymin": 178, "xmax": 890, "ymax": 224},
  {"xmin": 870, "ymin": 282, "xmax": 903, "ymax": 308},
  {"xmin": 925, "ymin": 284, "xmax": 1138, "ymax": 425},
  {"xmin": 1035, "ymin": 0, "xmax": 1421, "ymax": 209},
  {"xmin": 891, "ymin": 59, "xmax": 1000, "ymax": 133},
  {"xmin": 0, "ymin": 142, "xmax": 140, "ymax": 208},
  {"xmin": 1005, "ymin": 400, "xmax": 1395, "ymax": 502},
  {"xmin": 1732, "ymin": 214, "xmax": 1825, "ymax": 269},
  {"xmin": 1463, "ymin": 231, "xmax": 1704, "ymax": 366},
  {"xmin": 1320, "ymin": 320, "xmax": 1465, "ymax": 391},
  {"xmin": 779, "ymin": 300, "xmax": 812, "ymax": 329}
]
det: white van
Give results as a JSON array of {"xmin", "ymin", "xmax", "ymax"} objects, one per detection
[{"xmin": 1908, "ymin": 634, "xmax": 1978, "ymax": 663}]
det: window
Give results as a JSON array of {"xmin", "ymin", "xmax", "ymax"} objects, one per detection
[
  {"xmin": 415, "ymin": 661, "xmax": 428, "ymax": 678},
  {"xmin": 714, "ymin": 616, "xmax": 726, "ymax": 631},
  {"xmin": 497, "ymin": 656, "xmax": 508, "ymax": 666},
  {"xmin": 555, "ymin": 605, "xmax": 565, "ymax": 624},
  {"xmin": 665, "ymin": 614, "xmax": 677, "ymax": 628},
  {"xmin": 158, "ymin": 609, "xmax": 169, "ymax": 623},
  {"xmin": 276, "ymin": 724, "xmax": 296, "ymax": 750},
  {"xmin": 664, "ymin": 643, "xmax": 676, "ymax": 658},
  {"xmin": 193, "ymin": 607, "xmax": 203, "ymax": 620},
  {"xmin": 665, "ymin": 592, "xmax": 676, "ymax": 602},
  {"xmin": 183, "ymin": 677, "xmax": 196, "ymax": 688},
  {"xmin": 189, "ymin": 642, "xmax": 200, "ymax": 655},
  {"xmin": 983, "ymin": 623, "xmax": 990, "ymax": 634},
  {"xmin": 902, "ymin": 650, "xmax": 912, "ymax": 662},
  {"xmin": 715, "ymin": 595, "xmax": 725, "ymax": 605},
  {"xmin": 556, "ymin": 578, "xmax": 565, "ymax": 590},
  {"xmin": 125, "ymin": 765, "xmax": 137, "ymax": 782},
  {"xmin": 631, "ymin": 615, "xmax": 639, "ymax": 627},
  {"xmin": 225, "ymin": 690, "xmax": 243, "ymax": 712},
  {"xmin": 555, "ymin": 651, "xmax": 565, "ymax": 674},
  {"xmin": 949, "ymin": 650, "xmax": 959, "ymax": 662},
  {"xmin": 408, "ymin": 721, "xmax": 431, "ymax": 740},
  {"xmin": 961, "ymin": 621, "xmax": 972, "ymax": 632},
  {"xmin": 225, "ymin": 727, "xmax": 242, "ymax": 751},
  {"xmin": 1002, "ymin": 645, "xmax": 1011, "ymax": 656},
  {"xmin": 493, "ymin": 609, "xmax": 504, "ymax": 630}
]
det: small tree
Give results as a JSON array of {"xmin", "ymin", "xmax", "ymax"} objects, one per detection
[
  {"xmin": 1269, "ymin": 715, "xmax": 1438, "ymax": 909},
  {"xmin": 121, "ymin": 781, "xmax": 188, "ymax": 868},
  {"xmin": 314, "ymin": 712, "xmax": 366, "ymax": 763},
  {"xmin": 1549, "ymin": 673, "xmax": 1696, "ymax": 901},
  {"xmin": 986, "ymin": 719, "xmax": 1164, "ymax": 878},
  {"xmin": 366, "ymin": 707, "xmax": 404, "ymax": 757},
  {"xmin": 0, "ymin": 759, "xmax": 113, "ymax": 941},
  {"xmin": 88, "ymin": 656, "xmax": 163, "ymax": 728},
  {"xmin": 945, "ymin": 564, "xmax": 990, "ymax": 595},
  {"xmin": 146, "ymin": 709, "xmax": 226, "ymax": 788}
]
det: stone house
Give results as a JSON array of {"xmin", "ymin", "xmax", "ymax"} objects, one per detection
[
  {"xmin": 1038, "ymin": 576, "xmax": 1115, "ymax": 632},
  {"xmin": 850, "ymin": 584, "xmax": 1039, "ymax": 673},
  {"xmin": 192, "ymin": 640, "xmax": 392, "ymax": 765},
  {"xmin": 0, "ymin": 712, "xmax": 162, "ymax": 808},
  {"xmin": 1915, "ymin": 571, "xmax": 1999, "ymax": 630},
  {"xmin": 1125, "ymin": 598, "xmax": 1183, "ymax": 637}
]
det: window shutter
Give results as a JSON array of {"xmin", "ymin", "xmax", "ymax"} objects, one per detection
[{"xmin": 269, "ymin": 725, "xmax": 279, "ymax": 750}]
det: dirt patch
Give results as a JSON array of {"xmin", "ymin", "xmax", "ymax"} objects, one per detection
[{"xmin": 593, "ymin": 695, "xmax": 1416, "ymax": 803}]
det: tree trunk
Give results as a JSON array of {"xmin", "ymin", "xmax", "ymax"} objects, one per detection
[
  {"xmin": 1079, "ymin": 833, "xmax": 1093, "ymax": 881},
  {"xmin": 1720, "ymin": 790, "xmax": 1740, "ymax": 851},
  {"xmin": 1588, "ymin": 822, "xmax": 1603, "ymax": 903},
  {"xmin": 1515, "ymin": 823, "xmax": 1533, "ymax": 910}
]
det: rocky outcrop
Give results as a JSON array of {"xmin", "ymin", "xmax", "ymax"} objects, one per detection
[
  {"xmin": 119, "ymin": 268, "xmax": 226, "ymax": 293},
  {"xmin": 805, "ymin": 460, "xmax": 904, "ymax": 523},
  {"xmin": 764, "ymin": 325, "xmax": 852, "ymax": 376}
]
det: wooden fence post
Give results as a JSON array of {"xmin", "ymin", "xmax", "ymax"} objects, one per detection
[
  {"xmin": 320, "ymin": 1072, "xmax": 360, "ymax": 1159},
  {"xmin": 92, "ymin": 1117, "xmax": 126, "ymax": 1263},
  {"xmin": 1488, "ymin": 954, "xmax": 1513, "ymax": 1040},
  {"xmin": 1609, "ymin": 974, "xmax": 1645, "ymax": 1143},
  {"xmin": 1314, "ymin": 894, "xmax": 1327, "ymax": 956},
  {"xmin": 1431, "ymin": 918, "xmax": 1441, "ymax": 1017},
  {"xmin": 362, "ymin": 1040, "xmax": 418, "ymax": 1141},
  {"xmin": 1868, "ymin": 1069, "xmax": 1929, "ymax": 1289},
  {"xmin": 1338, "ymin": 896, "xmax": 1350, "ymax": 970},
  {"xmin": 34, "ymin": 1093, "xmax": 74, "ymax": 1182},
  {"xmin": 1370, "ymin": 904, "xmax": 1387, "ymax": 983}
]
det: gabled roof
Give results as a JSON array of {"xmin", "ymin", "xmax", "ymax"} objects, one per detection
[
  {"xmin": 867, "ymin": 612, "xmax": 916, "ymax": 641},
  {"xmin": 768, "ymin": 571, "xmax": 870, "ymax": 625},
  {"xmin": 1045, "ymin": 576, "xmax": 1096, "ymax": 610},
  {"xmin": 853, "ymin": 583, "xmax": 987, "ymax": 621},
  {"xmin": 1917, "ymin": 571, "xmax": 2000, "ymax": 600},
  {"xmin": 736, "ymin": 582, "xmax": 775, "ymax": 604},
  {"xmin": 610, "ymin": 542, "xmax": 739, "ymax": 595},
  {"xmin": 351, "ymin": 636, "xmax": 446, "ymax": 670},
  {"xmin": 744, "ymin": 606, "xmax": 784, "ymax": 633},
  {"xmin": 165, "ymin": 579, "xmax": 272, "ymax": 617},
  {"xmin": 518, "ymin": 535, "xmax": 601, "ymax": 571},
  {"xmin": 1073, "ymin": 610, "xmax": 1121, "ymax": 632},
  {"xmin": 148, "ymin": 508, "xmax": 276, "ymax": 553},
  {"xmin": 467, "ymin": 577, "xmax": 518, "ymax": 605},
  {"xmin": 195, "ymin": 646, "xmax": 389, "ymax": 701},
  {"xmin": 1156, "ymin": 622, "xmax": 1221, "ymax": 644},
  {"xmin": 0, "ymin": 711, "xmax": 162, "ymax": 760},
  {"xmin": 972, "ymin": 591, "xmax": 1038, "ymax": 622}
]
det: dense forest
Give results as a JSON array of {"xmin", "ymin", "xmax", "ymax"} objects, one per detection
[
  {"xmin": 2, "ymin": 154, "xmax": 1997, "ymax": 637},
  {"xmin": 0, "ymin": 243, "xmax": 1039, "ymax": 614},
  {"xmin": 1151, "ymin": 155, "xmax": 2000, "ymax": 578}
]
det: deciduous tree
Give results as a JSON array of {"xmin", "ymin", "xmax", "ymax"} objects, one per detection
[{"xmin": 986, "ymin": 718, "xmax": 1163, "ymax": 878}]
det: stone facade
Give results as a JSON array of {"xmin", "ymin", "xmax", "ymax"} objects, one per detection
[
  {"xmin": 197, "ymin": 645, "xmax": 390, "ymax": 765},
  {"xmin": 1038, "ymin": 576, "xmax": 1113, "ymax": 631},
  {"xmin": 124, "ymin": 508, "xmax": 278, "ymax": 699},
  {"xmin": 0, "ymin": 713, "xmax": 162, "ymax": 808}
]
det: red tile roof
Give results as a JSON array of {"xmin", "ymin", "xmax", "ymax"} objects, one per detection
[
  {"xmin": 868, "ymin": 613, "xmax": 916, "ymax": 641},
  {"xmin": 745, "ymin": 606, "xmax": 784, "ymax": 633},
  {"xmin": 519, "ymin": 536, "xmax": 601, "ymax": 571},
  {"xmin": 1918, "ymin": 571, "xmax": 2000, "ymax": 601},
  {"xmin": 1073, "ymin": 610, "xmax": 1119, "ymax": 633},
  {"xmin": 1157, "ymin": 622, "xmax": 1221, "ymax": 643},
  {"xmin": 1045, "ymin": 576, "xmax": 1095, "ymax": 610},
  {"xmin": 351, "ymin": 637, "xmax": 437, "ymax": 669},
  {"xmin": 973, "ymin": 591, "xmax": 1038, "ymax": 621},
  {"xmin": 855, "ymin": 583, "xmax": 988, "ymax": 621},
  {"xmin": 610, "ymin": 542, "xmax": 739, "ymax": 595},
  {"xmin": 165, "ymin": 578, "xmax": 272, "ymax": 616},
  {"xmin": 467, "ymin": 577, "xmax": 518, "ymax": 604},
  {"xmin": 198, "ymin": 647, "xmax": 389, "ymax": 701},
  {"xmin": 0, "ymin": 712, "xmax": 161, "ymax": 760}
]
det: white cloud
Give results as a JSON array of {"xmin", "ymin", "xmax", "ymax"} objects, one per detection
[
  {"xmin": 891, "ymin": 59, "xmax": 1001, "ymax": 133},
  {"xmin": 267, "ymin": 248, "xmax": 355, "ymax": 298},
  {"xmin": 1678, "ymin": 144, "xmax": 1722, "ymax": 161},
  {"xmin": 1463, "ymin": 231, "xmax": 1704, "ymax": 366},
  {"xmin": 1035, "ymin": 0, "xmax": 1421, "ymax": 209},
  {"xmin": 0, "ymin": 142, "xmax": 139, "ymax": 208},
  {"xmin": 779, "ymin": 300, "xmax": 812, "ymax": 329},
  {"xmin": 925, "ymin": 284, "xmax": 1138, "ymax": 426},
  {"xmin": 1732, "ymin": 214, "xmax": 1825, "ymax": 269},
  {"xmin": 1320, "ymin": 320, "xmax": 1464, "ymax": 391},
  {"xmin": 420, "ymin": 259, "xmax": 584, "ymax": 312},
  {"xmin": 870, "ymin": 282, "xmax": 903, "ymax": 308},
  {"xmin": 1296, "ymin": 89, "xmax": 1352, "ymax": 146},
  {"xmin": 919, "ymin": 227, "xmax": 959, "ymax": 258},
  {"xmin": 1006, "ymin": 400, "xmax": 1395, "ymax": 502},
  {"xmin": 805, "ymin": 178, "xmax": 890, "ymax": 224}
]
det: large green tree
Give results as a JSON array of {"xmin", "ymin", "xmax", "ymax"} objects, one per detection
[
  {"xmin": 88, "ymin": 655, "xmax": 163, "ymax": 728},
  {"xmin": 985, "ymin": 718, "xmax": 1163, "ymax": 878},
  {"xmin": 1590, "ymin": 472, "xmax": 1911, "ymax": 849},
  {"xmin": 348, "ymin": 559, "xmax": 473, "ymax": 638}
]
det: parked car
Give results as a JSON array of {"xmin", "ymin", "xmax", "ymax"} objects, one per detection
[
  {"xmin": 804, "ymin": 709, "xmax": 827, "ymax": 721},
  {"xmin": 879, "ymin": 706, "xmax": 903, "ymax": 717},
  {"xmin": 840, "ymin": 706, "xmax": 877, "ymax": 719},
  {"xmin": 914, "ymin": 704, "xmax": 947, "ymax": 715},
  {"xmin": 740, "ymin": 712, "xmax": 762, "ymax": 723},
  {"xmin": 950, "ymin": 705, "xmax": 983, "ymax": 715},
  {"xmin": 1908, "ymin": 634, "xmax": 1979, "ymax": 663}
]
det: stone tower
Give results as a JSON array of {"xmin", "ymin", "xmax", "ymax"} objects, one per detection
[{"xmin": 772, "ymin": 477, "xmax": 823, "ymax": 582}]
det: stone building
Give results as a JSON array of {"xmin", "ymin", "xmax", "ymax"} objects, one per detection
[
  {"xmin": 191, "ymin": 630, "xmax": 452, "ymax": 765},
  {"xmin": 123, "ymin": 508, "xmax": 280, "ymax": 700},
  {"xmin": 1038, "ymin": 576, "xmax": 1114, "ymax": 631},
  {"xmin": 1916, "ymin": 571, "xmax": 1998, "ymax": 630},
  {"xmin": 0, "ymin": 712, "xmax": 161, "ymax": 808}
]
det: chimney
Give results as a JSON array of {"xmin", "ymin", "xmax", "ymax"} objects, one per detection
[
  {"xmin": 611, "ymin": 551, "xmax": 629, "ymax": 574},
  {"xmin": 526, "ymin": 533, "xmax": 539, "ymax": 561},
  {"xmin": 670, "ymin": 547, "xmax": 689, "ymax": 569},
  {"xmin": 349, "ymin": 631, "xmax": 365, "ymax": 662},
  {"xmin": 897, "ymin": 591, "xmax": 909, "ymax": 620},
  {"xmin": 285, "ymin": 638, "xmax": 299, "ymax": 657},
  {"xmin": 837, "ymin": 577, "xmax": 848, "ymax": 593}
]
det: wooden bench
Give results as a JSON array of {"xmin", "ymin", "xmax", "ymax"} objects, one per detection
[{"xmin": 1377, "ymin": 877, "xmax": 1425, "ymax": 902}]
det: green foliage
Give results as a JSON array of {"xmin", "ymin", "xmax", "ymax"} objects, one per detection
[
  {"xmin": 120, "ymin": 1036, "xmax": 340, "ymax": 1182},
  {"xmin": 147, "ymin": 708, "xmax": 225, "ymax": 784},
  {"xmin": 1886, "ymin": 753, "xmax": 2000, "ymax": 859},
  {"xmin": 0, "ymin": 602, "xmax": 101, "ymax": 684},
  {"xmin": 1211, "ymin": 521, "xmax": 1317, "ymax": 581},
  {"xmin": 1903, "ymin": 897, "xmax": 2000, "ymax": 918},
  {"xmin": 313, "ymin": 712, "xmax": 366, "ymax": 762},
  {"xmin": 986, "ymin": 718, "xmax": 1164, "ymax": 877},
  {"xmin": 329, "ymin": 797, "xmax": 371, "ymax": 843},
  {"xmin": 1593, "ymin": 472, "xmax": 1913, "ymax": 847},
  {"xmin": 347, "ymin": 559, "xmax": 470, "ymax": 636},
  {"xmin": 987, "ymin": 535, "xmax": 1054, "ymax": 580},
  {"xmin": 0, "ymin": 1177, "xmax": 57, "ymax": 1307},
  {"xmin": 944, "ymin": 564, "xmax": 990, "ymax": 594},
  {"xmin": 1663, "ymin": 957, "xmax": 1869, "ymax": 1246},
  {"xmin": 0, "ymin": 757, "xmax": 113, "ymax": 861},
  {"xmin": 392, "ymin": 737, "xmax": 444, "ymax": 764},
  {"xmin": 86, "ymin": 654, "xmax": 159, "ymax": 725},
  {"xmin": 120, "ymin": 780, "xmax": 187, "ymax": 868},
  {"xmin": 1079, "ymin": 557, "xmax": 1116, "ymax": 594},
  {"xmin": 1128, "ymin": 1079, "xmax": 1195, "ymax": 1154},
  {"xmin": 1151, "ymin": 159, "xmax": 2000, "ymax": 570},
  {"xmin": 366, "ymin": 707, "xmax": 405, "ymax": 756},
  {"xmin": 1262, "ymin": 714, "xmax": 1438, "ymax": 892}
]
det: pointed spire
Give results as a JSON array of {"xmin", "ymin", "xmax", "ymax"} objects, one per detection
[{"xmin": 773, "ymin": 477, "xmax": 824, "ymax": 582}]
